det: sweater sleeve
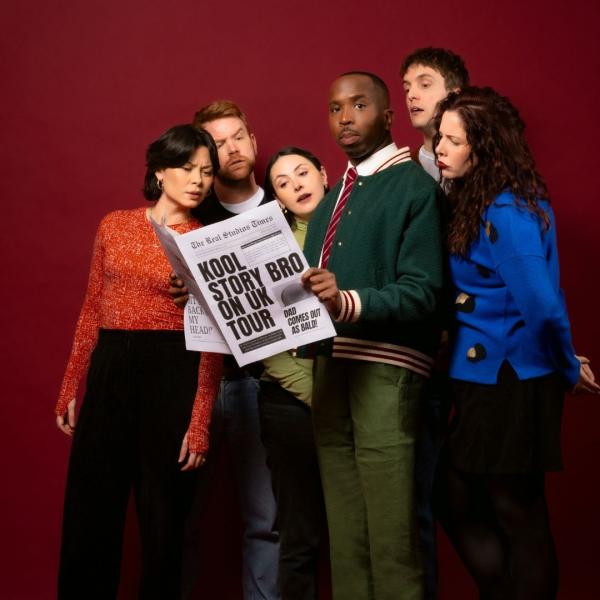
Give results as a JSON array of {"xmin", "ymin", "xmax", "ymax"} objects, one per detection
[
  {"xmin": 337, "ymin": 187, "xmax": 444, "ymax": 324},
  {"xmin": 55, "ymin": 218, "xmax": 106, "ymax": 415},
  {"xmin": 487, "ymin": 202, "xmax": 580, "ymax": 386},
  {"xmin": 186, "ymin": 352, "xmax": 223, "ymax": 454}
]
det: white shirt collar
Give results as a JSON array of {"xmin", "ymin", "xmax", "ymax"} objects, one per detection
[
  {"xmin": 354, "ymin": 142, "xmax": 398, "ymax": 176},
  {"xmin": 344, "ymin": 142, "xmax": 410, "ymax": 177},
  {"xmin": 418, "ymin": 145, "xmax": 441, "ymax": 182}
]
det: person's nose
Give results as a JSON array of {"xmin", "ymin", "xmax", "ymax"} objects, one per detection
[
  {"xmin": 293, "ymin": 177, "xmax": 303, "ymax": 191},
  {"xmin": 339, "ymin": 105, "xmax": 353, "ymax": 125},
  {"xmin": 226, "ymin": 138, "xmax": 238, "ymax": 154},
  {"xmin": 191, "ymin": 167, "xmax": 201, "ymax": 187},
  {"xmin": 200, "ymin": 172, "xmax": 212, "ymax": 189},
  {"xmin": 435, "ymin": 138, "xmax": 446, "ymax": 157}
]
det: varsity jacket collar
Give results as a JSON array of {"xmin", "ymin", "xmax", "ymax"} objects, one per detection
[{"xmin": 344, "ymin": 142, "xmax": 411, "ymax": 179}]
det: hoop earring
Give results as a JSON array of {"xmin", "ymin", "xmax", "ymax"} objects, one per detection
[{"xmin": 157, "ymin": 178, "xmax": 163, "ymax": 190}]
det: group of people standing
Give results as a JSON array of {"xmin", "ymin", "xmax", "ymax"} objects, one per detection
[{"xmin": 55, "ymin": 47, "xmax": 599, "ymax": 600}]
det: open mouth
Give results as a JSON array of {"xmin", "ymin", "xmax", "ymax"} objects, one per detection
[
  {"xmin": 437, "ymin": 161, "xmax": 448, "ymax": 170},
  {"xmin": 297, "ymin": 193, "xmax": 311, "ymax": 203}
]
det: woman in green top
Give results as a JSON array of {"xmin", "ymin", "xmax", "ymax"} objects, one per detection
[{"xmin": 259, "ymin": 147, "xmax": 328, "ymax": 600}]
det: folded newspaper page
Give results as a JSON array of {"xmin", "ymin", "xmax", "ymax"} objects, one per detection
[
  {"xmin": 150, "ymin": 217, "xmax": 231, "ymax": 354},
  {"xmin": 164, "ymin": 202, "xmax": 337, "ymax": 366}
]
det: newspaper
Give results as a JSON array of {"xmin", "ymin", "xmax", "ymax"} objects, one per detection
[
  {"xmin": 150, "ymin": 217, "xmax": 231, "ymax": 354},
  {"xmin": 169, "ymin": 202, "xmax": 337, "ymax": 366},
  {"xmin": 183, "ymin": 295, "xmax": 231, "ymax": 354}
]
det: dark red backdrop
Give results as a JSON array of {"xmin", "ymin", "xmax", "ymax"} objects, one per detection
[{"xmin": 2, "ymin": 0, "xmax": 599, "ymax": 597}]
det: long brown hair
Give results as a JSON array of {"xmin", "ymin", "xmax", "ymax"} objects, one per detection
[{"xmin": 433, "ymin": 86, "xmax": 550, "ymax": 256}]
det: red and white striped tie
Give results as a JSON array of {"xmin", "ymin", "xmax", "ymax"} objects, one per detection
[{"xmin": 320, "ymin": 167, "xmax": 357, "ymax": 268}]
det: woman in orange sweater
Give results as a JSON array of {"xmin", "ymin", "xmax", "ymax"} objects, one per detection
[{"xmin": 55, "ymin": 124, "xmax": 223, "ymax": 599}]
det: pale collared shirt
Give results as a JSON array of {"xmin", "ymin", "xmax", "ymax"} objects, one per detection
[
  {"xmin": 353, "ymin": 142, "xmax": 411, "ymax": 176},
  {"xmin": 418, "ymin": 145, "xmax": 441, "ymax": 182}
]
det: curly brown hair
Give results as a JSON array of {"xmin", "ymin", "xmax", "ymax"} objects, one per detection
[{"xmin": 433, "ymin": 86, "xmax": 550, "ymax": 256}]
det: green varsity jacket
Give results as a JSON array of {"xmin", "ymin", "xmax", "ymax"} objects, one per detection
[{"xmin": 303, "ymin": 155, "xmax": 444, "ymax": 376}]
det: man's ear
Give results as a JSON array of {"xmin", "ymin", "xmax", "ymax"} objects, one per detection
[
  {"xmin": 250, "ymin": 132, "xmax": 258, "ymax": 154},
  {"xmin": 384, "ymin": 108, "xmax": 394, "ymax": 130}
]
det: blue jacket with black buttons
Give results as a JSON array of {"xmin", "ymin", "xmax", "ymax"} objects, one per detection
[{"xmin": 449, "ymin": 191, "xmax": 579, "ymax": 386}]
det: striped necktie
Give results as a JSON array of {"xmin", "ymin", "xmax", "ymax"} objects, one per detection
[{"xmin": 320, "ymin": 167, "xmax": 357, "ymax": 268}]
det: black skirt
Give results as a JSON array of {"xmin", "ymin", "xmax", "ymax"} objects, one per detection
[{"xmin": 446, "ymin": 361, "xmax": 565, "ymax": 474}]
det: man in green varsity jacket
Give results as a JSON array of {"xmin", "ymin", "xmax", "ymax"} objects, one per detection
[{"xmin": 301, "ymin": 72, "xmax": 444, "ymax": 600}]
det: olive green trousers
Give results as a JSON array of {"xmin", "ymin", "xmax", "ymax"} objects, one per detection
[{"xmin": 313, "ymin": 357, "xmax": 425, "ymax": 600}]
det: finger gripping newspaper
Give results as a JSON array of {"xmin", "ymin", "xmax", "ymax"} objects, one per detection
[{"xmin": 153, "ymin": 202, "xmax": 336, "ymax": 366}]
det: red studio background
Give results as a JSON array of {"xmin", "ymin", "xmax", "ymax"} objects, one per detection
[{"xmin": 1, "ymin": 0, "xmax": 599, "ymax": 598}]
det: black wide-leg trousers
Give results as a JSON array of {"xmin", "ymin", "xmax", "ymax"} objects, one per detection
[{"xmin": 58, "ymin": 329, "xmax": 200, "ymax": 600}]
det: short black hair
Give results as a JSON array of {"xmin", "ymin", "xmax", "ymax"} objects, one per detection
[
  {"xmin": 263, "ymin": 146, "xmax": 327, "ymax": 224},
  {"xmin": 143, "ymin": 124, "xmax": 220, "ymax": 201},
  {"xmin": 400, "ymin": 47, "xmax": 470, "ymax": 90},
  {"xmin": 338, "ymin": 71, "xmax": 390, "ymax": 108}
]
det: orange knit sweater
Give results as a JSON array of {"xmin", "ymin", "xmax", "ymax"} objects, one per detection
[{"xmin": 56, "ymin": 207, "xmax": 222, "ymax": 453}]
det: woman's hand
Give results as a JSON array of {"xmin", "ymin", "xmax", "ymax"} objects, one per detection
[
  {"xmin": 56, "ymin": 399, "xmax": 77, "ymax": 436},
  {"xmin": 301, "ymin": 268, "xmax": 342, "ymax": 317},
  {"xmin": 572, "ymin": 355, "xmax": 600, "ymax": 395},
  {"xmin": 169, "ymin": 272, "xmax": 189, "ymax": 308},
  {"xmin": 178, "ymin": 431, "xmax": 206, "ymax": 471}
]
